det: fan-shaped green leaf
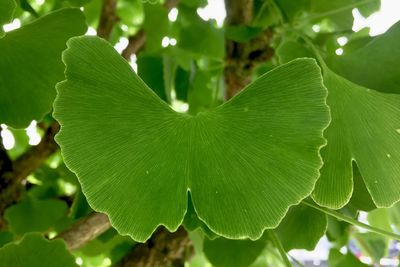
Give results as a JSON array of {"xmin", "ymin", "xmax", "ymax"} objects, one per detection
[
  {"xmin": 4, "ymin": 197, "xmax": 68, "ymax": 235},
  {"xmin": 0, "ymin": 8, "xmax": 87, "ymax": 128},
  {"xmin": 0, "ymin": 233, "xmax": 77, "ymax": 267},
  {"xmin": 276, "ymin": 203, "xmax": 327, "ymax": 251},
  {"xmin": 53, "ymin": 36, "xmax": 329, "ymax": 242},
  {"xmin": 0, "ymin": 0, "xmax": 16, "ymax": 37},
  {"xmin": 328, "ymin": 249, "xmax": 369, "ymax": 267},
  {"xmin": 203, "ymin": 236, "xmax": 267, "ymax": 267},
  {"xmin": 329, "ymin": 21, "xmax": 400, "ymax": 93},
  {"xmin": 312, "ymin": 68, "xmax": 400, "ymax": 208}
]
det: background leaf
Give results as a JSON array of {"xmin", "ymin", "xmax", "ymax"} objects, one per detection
[
  {"xmin": 0, "ymin": 233, "xmax": 77, "ymax": 267},
  {"xmin": 0, "ymin": 8, "xmax": 87, "ymax": 128}
]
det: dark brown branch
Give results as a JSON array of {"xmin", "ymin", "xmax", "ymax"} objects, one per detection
[
  {"xmin": 0, "ymin": 122, "xmax": 60, "ymax": 227},
  {"xmin": 114, "ymin": 227, "xmax": 193, "ymax": 267},
  {"xmin": 224, "ymin": 0, "xmax": 274, "ymax": 99},
  {"xmin": 56, "ymin": 212, "xmax": 111, "ymax": 250},
  {"xmin": 121, "ymin": 29, "xmax": 146, "ymax": 60},
  {"xmin": 0, "ymin": 138, "xmax": 12, "ymax": 177},
  {"xmin": 97, "ymin": 0, "xmax": 119, "ymax": 40},
  {"xmin": 11, "ymin": 122, "xmax": 60, "ymax": 183}
]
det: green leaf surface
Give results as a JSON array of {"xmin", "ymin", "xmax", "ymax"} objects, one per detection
[
  {"xmin": 310, "ymin": 0, "xmax": 380, "ymax": 31},
  {"xmin": 54, "ymin": 36, "xmax": 329, "ymax": 242},
  {"xmin": 203, "ymin": 236, "xmax": 267, "ymax": 267},
  {"xmin": 313, "ymin": 67, "xmax": 400, "ymax": 208},
  {"xmin": 137, "ymin": 54, "xmax": 168, "ymax": 101},
  {"xmin": 276, "ymin": 203, "xmax": 327, "ymax": 251},
  {"xmin": 0, "ymin": 231, "xmax": 13, "ymax": 248},
  {"xmin": 0, "ymin": 233, "xmax": 77, "ymax": 267},
  {"xmin": 328, "ymin": 249, "xmax": 369, "ymax": 267},
  {"xmin": 329, "ymin": 21, "xmax": 400, "ymax": 93},
  {"xmin": 5, "ymin": 197, "xmax": 68, "ymax": 235},
  {"xmin": 0, "ymin": 8, "xmax": 86, "ymax": 128},
  {"xmin": 183, "ymin": 195, "xmax": 218, "ymax": 239},
  {"xmin": 354, "ymin": 232, "xmax": 388, "ymax": 263},
  {"xmin": 276, "ymin": 40, "xmax": 314, "ymax": 64},
  {"xmin": 326, "ymin": 217, "xmax": 350, "ymax": 247},
  {"xmin": 142, "ymin": 2, "xmax": 170, "ymax": 52},
  {"xmin": 177, "ymin": 6, "xmax": 225, "ymax": 59},
  {"xmin": 347, "ymin": 165, "xmax": 377, "ymax": 212},
  {"xmin": 225, "ymin": 26, "xmax": 263, "ymax": 43},
  {"xmin": 0, "ymin": 0, "xmax": 16, "ymax": 37}
]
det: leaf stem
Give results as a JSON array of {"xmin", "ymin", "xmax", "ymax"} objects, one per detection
[
  {"xmin": 267, "ymin": 230, "xmax": 292, "ymax": 267},
  {"xmin": 303, "ymin": 200, "xmax": 400, "ymax": 241}
]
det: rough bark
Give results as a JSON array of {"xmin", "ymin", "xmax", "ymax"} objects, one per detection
[
  {"xmin": 224, "ymin": 0, "xmax": 274, "ymax": 99},
  {"xmin": 114, "ymin": 227, "xmax": 194, "ymax": 267},
  {"xmin": 56, "ymin": 213, "xmax": 111, "ymax": 250},
  {"xmin": 0, "ymin": 122, "xmax": 60, "ymax": 227}
]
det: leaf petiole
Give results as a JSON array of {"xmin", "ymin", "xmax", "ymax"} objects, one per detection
[
  {"xmin": 267, "ymin": 230, "xmax": 292, "ymax": 267},
  {"xmin": 303, "ymin": 200, "xmax": 400, "ymax": 241}
]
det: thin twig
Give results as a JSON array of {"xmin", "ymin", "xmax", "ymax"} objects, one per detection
[
  {"xmin": 121, "ymin": 29, "xmax": 146, "ymax": 60},
  {"xmin": 120, "ymin": 0, "xmax": 179, "ymax": 60},
  {"xmin": 97, "ymin": 0, "xmax": 119, "ymax": 40}
]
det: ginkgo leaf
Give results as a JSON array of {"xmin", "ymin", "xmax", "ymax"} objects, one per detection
[
  {"xmin": 203, "ymin": 236, "xmax": 267, "ymax": 267},
  {"xmin": 312, "ymin": 67, "xmax": 400, "ymax": 208},
  {"xmin": 275, "ymin": 203, "xmax": 327, "ymax": 251},
  {"xmin": 0, "ymin": 0, "xmax": 16, "ymax": 37},
  {"xmin": 53, "ymin": 36, "xmax": 329, "ymax": 242},
  {"xmin": 0, "ymin": 8, "xmax": 86, "ymax": 128},
  {"xmin": 4, "ymin": 197, "xmax": 68, "ymax": 235},
  {"xmin": 0, "ymin": 233, "xmax": 77, "ymax": 267},
  {"xmin": 329, "ymin": 21, "xmax": 400, "ymax": 93}
]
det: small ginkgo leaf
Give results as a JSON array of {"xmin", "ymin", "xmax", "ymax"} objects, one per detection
[
  {"xmin": 4, "ymin": 197, "xmax": 68, "ymax": 235},
  {"xmin": 276, "ymin": 203, "xmax": 327, "ymax": 251},
  {"xmin": 0, "ymin": 233, "xmax": 77, "ymax": 267},
  {"xmin": 0, "ymin": 0, "xmax": 16, "ymax": 37},
  {"xmin": 53, "ymin": 36, "xmax": 329, "ymax": 242},
  {"xmin": 0, "ymin": 8, "xmax": 86, "ymax": 128},
  {"xmin": 312, "ymin": 67, "xmax": 400, "ymax": 208}
]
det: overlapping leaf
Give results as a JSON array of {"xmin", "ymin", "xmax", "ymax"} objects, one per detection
[
  {"xmin": 277, "ymin": 36, "xmax": 400, "ymax": 209},
  {"xmin": 54, "ymin": 36, "xmax": 329, "ymax": 241},
  {"xmin": 0, "ymin": 8, "xmax": 86, "ymax": 128},
  {"xmin": 203, "ymin": 236, "xmax": 267, "ymax": 267},
  {"xmin": 329, "ymin": 21, "xmax": 400, "ymax": 93},
  {"xmin": 312, "ymin": 67, "xmax": 400, "ymax": 208},
  {"xmin": 0, "ymin": 233, "xmax": 77, "ymax": 267},
  {"xmin": 5, "ymin": 197, "xmax": 68, "ymax": 235},
  {"xmin": 276, "ymin": 203, "xmax": 327, "ymax": 251}
]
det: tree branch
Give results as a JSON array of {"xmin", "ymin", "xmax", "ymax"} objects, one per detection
[
  {"xmin": 121, "ymin": 29, "xmax": 146, "ymax": 60},
  {"xmin": 56, "ymin": 212, "xmax": 111, "ymax": 250},
  {"xmin": 0, "ymin": 121, "xmax": 60, "ymax": 227},
  {"xmin": 97, "ymin": 0, "xmax": 119, "ymax": 40},
  {"xmin": 224, "ymin": 0, "xmax": 274, "ymax": 99},
  {"xmin": 121, "ymin": 0, "xmax": 179, "ymax": 60},
  {"xmin": 114, "ymin": 227, "xmax": 193, "ymax": 267},
  {"xmin": 0, "ymin": 138, "xmax": 13, "ymax": 178}
]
